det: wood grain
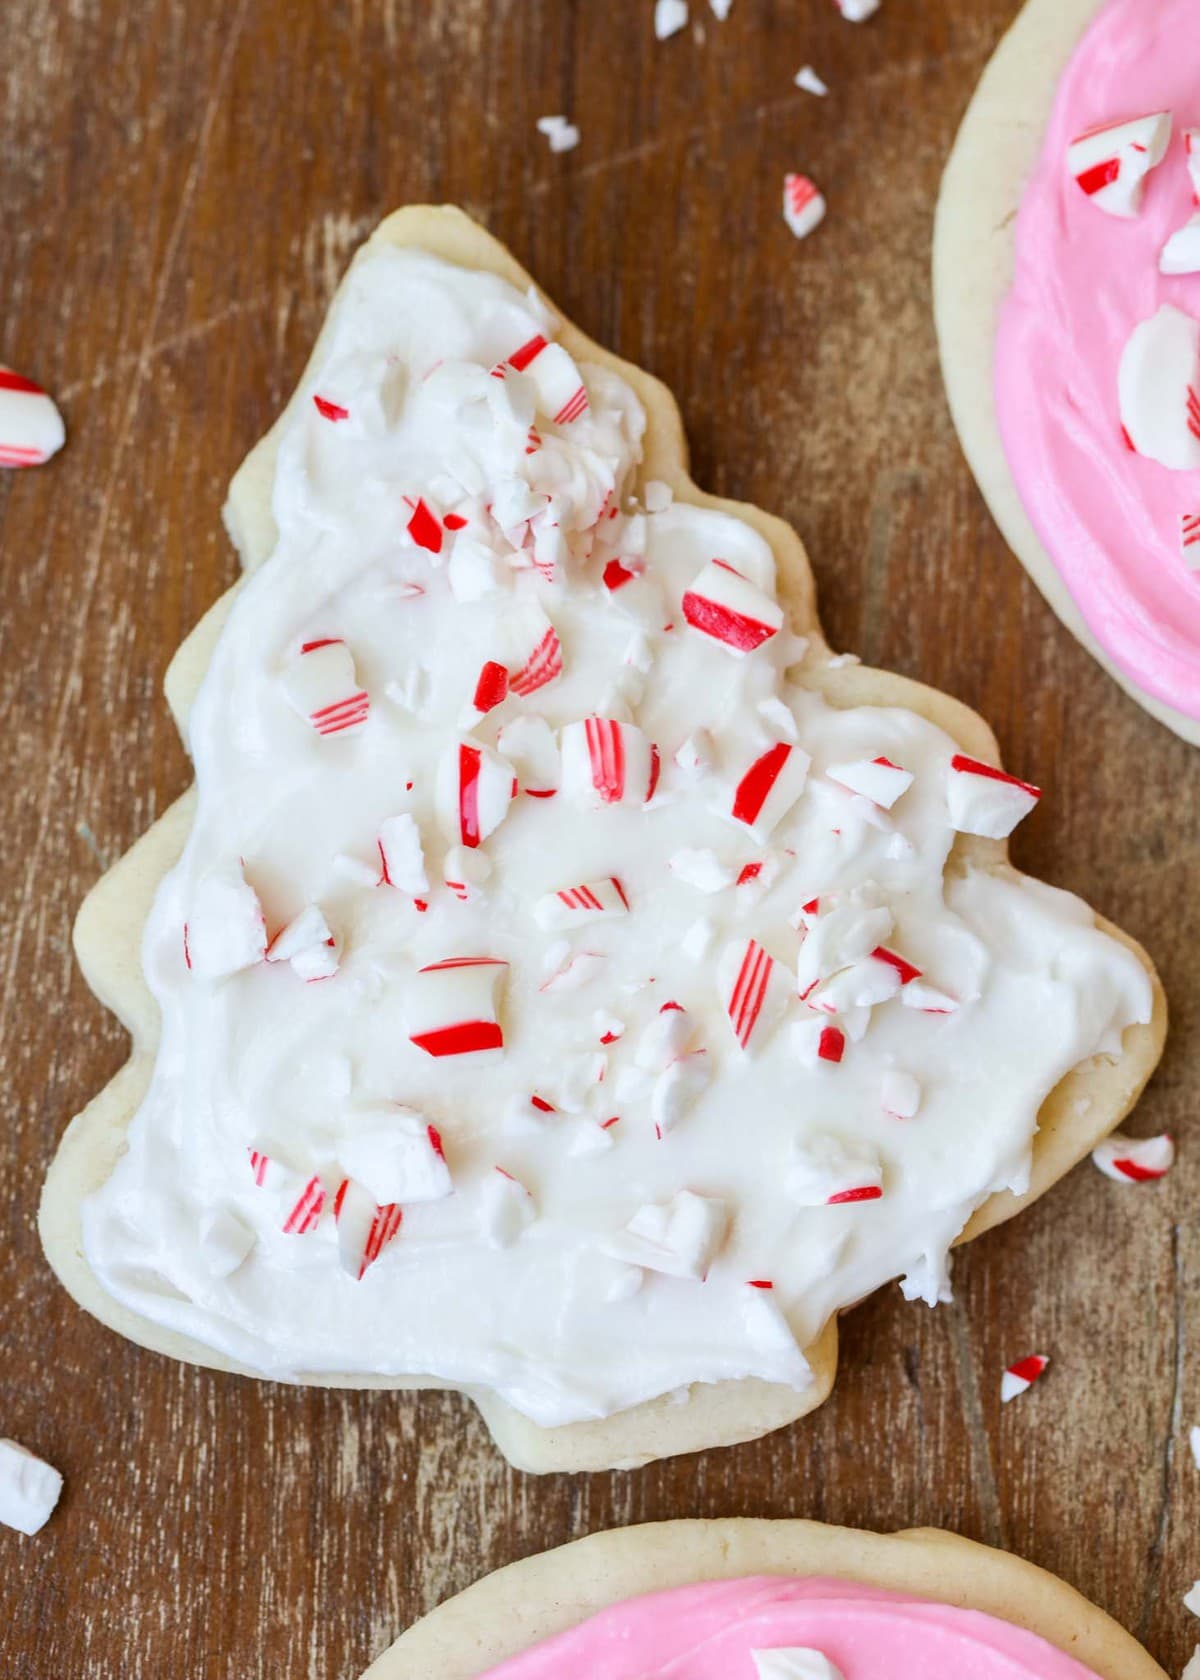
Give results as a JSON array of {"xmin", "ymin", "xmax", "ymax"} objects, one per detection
[{"xmin": 0, "ymin": 1, "xmax": 1195, "ymax": 1676}]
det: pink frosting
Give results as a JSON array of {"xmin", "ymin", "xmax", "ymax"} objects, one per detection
[
  {"xmin": 994, "ymin": 0, "xmax": 1200, "ymax": 719},
  {"xmin": 479, "ymin": 1575, "xmax": 1103, "ymax": 1678}
]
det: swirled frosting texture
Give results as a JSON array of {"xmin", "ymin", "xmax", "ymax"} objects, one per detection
[
  {"xmin": 477, "ymin": 1576, "xmax": 1103, "ymax": 1679},
  {"xmin": 995, "ymin": 0, "xmax": 1200, "ymax": 718},
  {"xmin": 81, "ymin": 244, "xmax": 1150, "ymax": 1426}
]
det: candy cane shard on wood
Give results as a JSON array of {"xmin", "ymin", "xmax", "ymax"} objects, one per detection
[
  {"xmin": 782, "ymin": 174, "xmax": 828, "ymax": 240},
  {"xmin": 48, "ymin": 208, "xmax": 1164, "ymax": 1475},
  {"xmin": 1000, "ymin": 1352, "xmax": 1049, "ymax": 1403},
  {"xmin": 0, "ymin": 367, "xmax": 66, "ymax": 468},
  {"xmin": 945, "ymin": 754, "xmax": 1042, "ymax": 838},
  {"xmin": 1065, "ymin": 111, "xmax": 1171, "ymax": 217},
  {"xmin": 1091, "ymin": 1131, "xmax": 1175, "ymax": 1183},
  {"xmin": 0, "ymin": 1439, "xmax": 63, "ymax": 1537}
]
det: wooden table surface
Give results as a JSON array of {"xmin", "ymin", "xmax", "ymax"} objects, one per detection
[{"xmin": 2, "ymin": 1, "xmax": 1197, "ymax": 1675}]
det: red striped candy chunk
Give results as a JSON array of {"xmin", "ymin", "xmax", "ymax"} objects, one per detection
[
  {"xmin": 265, "ymin": 904, "xmax": 339, "ymax": 981},
  {"xmin": 682, "ymin": 558, "xmax": 783, "ymax": 655},
  {"xmin": 796, "ymin": 891, "xmax": 893, "ymax": 1001},
  {"xmin": 788, "ymin": 1133, "xmax": 882, "ymax": 1206},
  {"xmin": 719, "ymin": 937, "xmax": 790, "ymax": 1053},
  {"xmin": 479, "ymin": 1167, "xmax": 536, "ymax": 1247},
  {"xmin": 334, "ymin": 1178, "xmax": 403, "ymax": 1280},
  {"xmin": 408, "ymin": 957, "xmax": 507, "ymax": 1058},
  {"xmin": 825, "ymin": 755, "xmax": 913, "ymax": 808},
  {"xmin": 185, "ymin": 867, "xmax": 267, "ymax": 979},
  {"xmin": 497, "ymin": 714, "xmax": 560, "ymax": 799},
  {"xmin": 282, "ymin": 1173, "xmax": 328, "ymax": 1235},
  {"xmin": 881, "ymin": 1070, "xmax": 921, "ymax": 1119},
  {"xmin": 0, "ymin": 367, "xmax": 65, "ymax": 468},
  {"xmin": 729, "ymin": 740, "xmax": 811, "ymax": 839},
  {"xmin": 1001, "ymin": 1353, "xmax": 1049, "ymax": 1403},
  {"xmin": 560, "ymin": 715, "xmax": 659, "ymax": 807},
  {"xmin": 443, "ymin": 843, "xmax": 491, "ymax": 903},
  {"xmin": 283, "ymin": 639, "xmax": 370, "ymax": 738},
  {"xmin": 1118, "ymin": 304, "xmax": 1200, "ymax": 471},
  {"xmin": 601, "ymin": 1189, "xmax": 728, "ymax": 1280},
  {"xmin": 1066, "ymin": 112, "xmax": 1171, "ymax": 218},
  {"xmin": 782, "ymin": 173, "xmax": 827, "ymax": 240},
  {"xmin": 635, "ymin": 1001, "xmax": 698, "ymax": 1070},
  {"xmin": 404, "ymin": 496, "xmax": 444, "ymax": 554},
  {"xmin": 1091, "ymin": 1131, "xmax": 1175, "ymax": 1183},
  {"xmin": 377, "ymin": 813, "xmax": 428, "ymax": 897},
  {"xmin": 534, "ymin": 876, "xmax": 630, "ymax": 931},
  {"xmin": 467, "ymin": 660, "xmax": 510, "ymax": 722},
  {"xmin": 788, "ymin": 1016, "xmax": 847, "ymax": 1068},
  {"xmin": 1181, "ymin": 512, "xmax": 1200, "ymax": 566},
  {"xmin": 340, "ymin": 1110, "xmax": 452, "ymax": 1203},
  {"xmin": 312, "ymin": 393, "xmax": 349, "ymax": 422},
  {"xmin": 507, "ymin": 615, "xmax": 563, "ymax": 697},
  {"xmin": 946, "ymin": 753, "xmax": 1041, "ymax": 838},
  {"xmin": 439, "ymin": 738, "xmax": 516, "ymax": 848}
]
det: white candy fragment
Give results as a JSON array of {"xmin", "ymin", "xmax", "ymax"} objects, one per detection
[
  {"xmin": 536, "ymin": 114, "xmax": 580, "ymax": 154},
  {"xmin": 602, "ymin": 1189, "xmax": 727, "ymax": 1279},
  {"xmin": 783, "ymin": 174, "xmax": 827, "ymax": 240},
  {"xmin": 946, "ymin": 754, "xmax": 1041, "ymax": 839},
  {"xmin": 881, "ymin": 1070, "xmax": 921, "ymax": 1119},
  {"xmin": 480, "ymin": 1169, "xmax": 536, "ymax": 1247},
  {"xmin": 447, "ymin": 535, "xmax": 506, "ymax": 602},
  {"xmin": 729, "ymin": 741, "xmax": 811, "ymax": 840},
  {"xmin": 834, "ymin": 0, "xmax": 879, "ymax": 18},
  {"xmin": 0, "ymin": 1439, "xmax": 63, "ymax": 1536},
  {"xmin": 438, "ymin": 738, "xmax": 516, "ymax": 848},
  {"xmin": 650, "ymin": 1052, "xmax": 711, "ymax": 1135},
  {"xmin": 0, "ymin": 368, "xmax": 66, "ymax": 468},
  {"xmin": 789, "ymin": 1132, "xmax": 883, "ymax": 1205},
  {"xmin": 539, "ymin": 949, "xmax": 607, "ymax": 993},
  {"xmin": 443, "ymin": 844, "xmax": 492, "ymax": 902},
  {"xmin": 826, "ymin": 755, "xmax": 913, "ymax": 808},
  {"xmin": 1066, "ymin": 111, "xmax": 1171, "ymax": 218},
  {"xmin": 796, "ymin": 889, "xmax": 892, "ymax": 1000},
  {"xmin": 681, "ymin": 917, "xmax": 715, "ymax": 961},
  {"xmin": 335, "ymin": 1178, "xmax": 403, "ymax": 1281},
  {"xmin": 709, "ymin": 0, "xmax": 732, "ymax": 15},
  {"xmin": 682, "ymin": 558, "xmax": 783, "ymax": 654},
  {"xmin": 1160, "ymin": 217, "xmax": 1200, "ymax": 276},
  {"xmin": 282, "ymin": 638, "xmax": 370, "ymax": 737},
  {"xmin": 900, "ymin": 1249, "xmax": 953, "ymax": 1307},
  {"xmin": 498, "ymin": 713, "xmax": 560, "ymax": 798},
  {"xmin": 1187, "ymin": 1582, "xmax": 1200, "ymax": 1620},
  {"xmin": 654, "ymin": 0, "xmax": 689, "ymax": 39},
  {"xmin": 408, "ymin": 957, "xmax": 507, "ymax": 1058},
  {"xmin": 266, "ymin": 905, "xmax": 338, "ymax": 981},
  {"xmin": 1091, "ymin": 1132, "xmax": 1175, "ymax": 1183},
  {"xmin": 794, "ymin": 66, "xmax": 828, "ymax": 97},
  {"xmin": 719, "ymin": 937, "xmax": 791, "ymax": 1053},
  {"xmin": 669, "ymin": 848, "xmax": 736, "ymax": 893},
  {"xmin": 197, "ymin": 1207, "xmax": 257, "ymax": 1276},
  {"xmin": 332, "ymin": 852, "xmax": 380, "ymax": 888},
  {"xmin": 185, "ymin": 867, "xmax": 267, "ymax": 979},
  {"xmin": 674, "ymin": 730, "xmax": 716, "ymax": 777},
  {"xmin": 1184, "ymin": 1647, "xmax": 1200, "ymax": 1680},
  {"xmin": 560, "ymin": 716, "xmax": 659, "ymax": 807},
  {"xmin": 534, "ymin": 876, "xmax": 630, "ymax": 930},
  {"xmin": 339, "ymin": 1108, "xmax": 452, "ymax": 1203},
  {"xmin": 635, "ymin": 1002, "xmax": 698, "ymax": 1070},
  {"xmin": 900, "ymin": 979, "xmax": 959, "ymax": 1014},
  {"xmin": 1118, "ymin": 305, "xmax": 1200, "ymax": 471},
  {"xmin": 377, "ymin": 813, "xmax": 428, "ymax": 896},
  {"xmin": 753, "ymin": 1650, "xmax": 844, "ymax": 1680},
  {"xmin": 1190, "ymin": 1424, "xmax": 1200, "ymax": 1471}
]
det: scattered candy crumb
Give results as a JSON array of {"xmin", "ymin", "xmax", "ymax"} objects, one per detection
[
  {"xmin": 0, "ymin": 1438, "xmax": 63, "ymax": 1536},
  {"xmin": 0, "ymin": 367, "xmax": 66, "ymax": 469},
  {"xmin": 834, "ymin": 0, "xmax": 880, "ymax": 18},
  {"xmin": 1091, "ymin": 1131, "xmax": 1175, "ymax": 1183},
  {"xmin": 709, "ymin": 0, "xmax": 733, "ymax": 16},
  {"xmin": 1185, "ymin": 1581, "xmax": 1200, "ymax": 1619},
  {"xmin": 794, "ymin": 66, "xmax": 829, "ymax": 97},
  {"xmin": 655, "ymin": 0, "xmax": 689, "ymax": 40},
  {"xmin": 1001, "ymin": 1354, "xmax": 1049, "ymax": 1404},
  {"xmin": 536, "ymin": 115, "xmax": 580, "ymax": 154},
  {"xmin": 783, "ymin": 174, "xmax": 827, "ymax": 241}
]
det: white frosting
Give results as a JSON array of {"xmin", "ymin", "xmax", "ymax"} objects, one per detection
[{"xmin": 81, "ymin": 245, "xmax": 1152, "ymax": 1427}]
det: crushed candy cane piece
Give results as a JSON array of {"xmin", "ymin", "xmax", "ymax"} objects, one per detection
[
  {"xmin": 683, "ymin": 558, "xmax": 783, "ymax": 654},
  {"xmin": 534, "ymin": 876, "xmax": 630, "ymax": 930},
  {"xmin": 185, "ymin": 867, "xmax": 267, "ymax": 979},
  {"xmin": 198, "ymin": 1207, "xmax": 256, "ymax": 1276},
  {"xmin": 826, "ymin": 755, "xmax": 913, "ymax": 808},
  {"xmin": 650, "ymin": 1052, "xmax": 711, "ymax": 1135},
  {"xmin": 405, "ymin": 496, "xmax": 443, "ymax": 554},
  {"xmin": 0, "ymin": 367, "xmax": 66, "ymax": 468},
  {"xmin": 1187, "ymin": 1583, "xmax": 1200, "ymax": 1619},
  {"xmin": 536, "ymin": 115, "xmax": 580, "ymax": 154},
  {"xmin": 561, "ymin": 716, "xmax": 659, "ymax": 807},
  {"xmin": 282, "ymin": 1173, "xmax": 328, "ymax": 1235},
  {"xmin": 335, "ymin": 1178, "xmax": 403, "ymax": 1280},
  {"xmin": 1119, "ymin": 305, "xmax": 1200, "ymax": 471},
  {"xmin": 681, "ymin": 916, "xmax": 715, "ymax": 961},
  {"xmin": 1189, "ymin": 1425, "xmax": 1200, "ymax": 1470},
  {"xmin": 794, "ymin": 66, "xmax": 829, "ymax": 97},
  {"xmin": 753, "ymin": 1650, "xmax": 844, "ymax": 1680},
  {"xmin": 946, "ymin": 754, "xmax": 1041, "ymax": 838},
  {"xmin": 1066, "ymin": 111, "xmax": 1171, "ymax": 218},
  {"xmin": 409, "ymin": 957, "xmax": 507, "ymax": 1057},
  {"xmin": 901, "ymin": 979, "xmax": 959, "ymax": 1014},
  {"xmin": 669, "ymin": 848, "xmax": 736, "ymax": 893},
  {"xmin": 1182, "ymin": 513, "xmax": 1200, "ymax": 565},
  {"xmin": 498, "ymin": 713, "xmax": 560, "ymax": 797},
  {"xmin": 443, "ymin": 843, "xmax": 491, "ymax": 902},
  {"xmin": 0, "ymin": 1439, "xmax": 63, "ymax": 1536},
  {"xmin": 266, "ymin": 904, "xmax": 335, "ymax": 971},
  {"xmin": 438, "ymin": 738, "xmax": 516, "ymax": 848},
  {"xmin": 339, "ymin": 1109, "xmax": 452, "ymax": 1204},
  {"xmin": 480, "ymin": 1168, "xmax": 535, "ymax": 1246},
  {"xmin": 654, "ymin": 0, "xmax": 689, "ymax": 39},
  {"xmin": 643, "ymin": 479, "xmax": 673, "ymax": 512},
  {"xmin": 881, "ymin": 1070, "xmax": 921, "ymax": 1118},
  {"xmin": 1001, "ymin": 1353, "xmax": 1049, "ymax": 1403},
  {"xmin": 675, "ymin": 730, "xmax": 716, "ymax": 777},
  {"xmin": 602, "ymin": 1189, "xmax": 727, "ymax": 1279},
  {"xmin": 283, "ymin": 639, "xmax": 370, "ymax": 738},
  {"xmin": 719, "ymin": 937, "xmax": 790, "ymax": 1053},
  {"xmin": 730, "ymin": 741, "xmax": 811, "ymax": 839},
  {"xmin": 833, "ymin": 0, "xmax": 879, "ymax": 17},
  {"xmin": 1160, "ymin": 216, "xmax": 1200, "ymax": 276},
  {"xmin": 789, "ymin": 1133, "xmax": 881, "ymax": 1205},
  {"xmin": 783, "ymin": 174, "xmax": 827, "ymax": 241},
  {"xmin": 507, "ymin": 610, "xmax": 563, "ymax": 696},
  {"xmin": 378, "ymin": 813, "xmax": 429, "ymax": 896},
  {"xmin": 635, "ymin": 1001, "xmax": 697, "ymax": 1069},
  {"xmin": 709, "ymin": 0, "xmax": 732, "ymax": 15},
  {"xmin": 539, "ymin": 949, "xmax": 607, "ymax": 993},
  {"xmin": 1091, "ymin": 1132, "xmax": 1175, "ymax": 1183}
]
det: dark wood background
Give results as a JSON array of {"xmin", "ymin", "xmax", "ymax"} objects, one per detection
[{"xmin": 2, "ymin": 2, "xmax": 1196, "ymax": 1675}]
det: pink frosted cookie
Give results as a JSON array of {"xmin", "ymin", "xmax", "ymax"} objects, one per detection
[
  {"xmin": 42, "ymin": 208, "xmax": 1163, "ymax": 1475},
  {"xmin": 356, "ymin": 1520, "xmax": 1166, "ymax": 1680},
  {"xmin": 935, "ymin": 0, "xmax": 1200, "ymax": 742}
]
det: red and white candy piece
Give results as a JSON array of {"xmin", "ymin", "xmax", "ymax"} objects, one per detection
[
  {"xmin": 498, "ymin": 714, "xmax": 560, "ymax": 798},
  {"xmin": 796, "ymin": 892, "xmax": 892, "ymax": 999},
  {"xmin": 539, "ymin": 948, "xmax": 607, "ymax": 993},
  {"xmin": 438, "ymin": 738, "xmax": 516, "ymax": 848},
  {"xmin": 1182, "ymin": 512, "xmax": 1200, "ymax": 567},
  {"xmin": 682, "ymin": 558, "xmax": 783, "ymax": 655},
  {"xmin": 506, "ymin": 610, "xmax": 563, "ymax": 697},
  {"xmin": 443, "ymin": 843, "xmax": 492, "ymax": 903},
  {"xmin": 650, "ymin": 1051, "xmax": 711, "ymax": 1136},
  {"xmin": 752, "ymin": 1650, "xmax": 844, "ymax": 1680},
  {"xmin": 378, "ymin": 813, "xmax": 429, "ymax": 897},
  {"xmin": 729, "ymin": 741, "xmax": 811, "ymax": 840},
  {"xmin": 408, "ymin": 957, "xmax": 507, "ymax": 1058},
  {"xmin": 534, "ymin": 876, "xmax": 630, "ymax": 931},
  {"xmin": 334, "ymin": 1178, "xmax": 403, "ymax": 1281},
  {"xmin": 788, "ymin": 1133, "xmax": 882, "ymax": 1205},
  {"xmin": 669, "ymin": 848, "xmax": 736, "ymax": 893},
  {"xmin": 479, "ymin": 1167, "xmax": 536, "ymax": 1247},
  {"xmin": 783, "ymin": 174, "xmax": 827, "ymax": 241},
  {"xmin": 789, "ymin": 1019, "xmax": 848, "ymax": 1067},
  {"xmin": 1066, "ymin": 111, "xmax": 1171, "ymax": 218},
  {"xmin": 0, "ymin": 368, "xmax": 66, "ymax": 468},
  {"xmin": 946, "ymin": 754, "xmax": 1041, "ymax": 839},
  {"xmin": 282, "ymin": 1173, "xmax": 328, "ymax": 1235},
  {"xmin": 881, "ymin": 1070, "xmax": 921, "ymax": 1119},
  {"xmin": 826, "ymin": 755, "xmax": 913, "ymax": 808},
  {"xmin": 560, "ymin": 716, "xmax": 659, "ymax": 807},
  {"xmin": 1001, "ymin": 1353, "xmax": 1049, "ymax": 1403},
  {"xmin": 1118, "ymin": 304, "xmax": 1200, "ymax": 471},
  {"xmin": 185, "ymin": 867, "xmax": 267, "ymax": 979},
  {"xmin": 719, "ymin": 937, "xmax": 791, "ymax": 1053},
  {"xmin": 404, "ymin": 496, "xmax": 444, "ymax": 555},
  {"xmin": 0, "ymin": 1439, "xmax": 63, "ymax": 1537},
  {"xmin": 602, "ymin": 1190, "xmax": 728, "ymax": 1280},
  {"xmin": 265, "ymin": 904, "xmax": 338, "ymax": 982},
  {"xmin": 536, "ymin": 114, "xmax": 580, "ymax": 154},
  {"xmin": 339, "ymin": 1108, "xmax": 452, "ymax": 1203},
  {"xmin": 806, "ymin": 945, "xmax": 920, "ymax": 1014},
  {"xmin": 635, "ymin": 1000, "xmax": 698, "ymax": 1070},
  {"xmin": 674, "ymin": 730, "xmax": 716, "ymax": 778},
  {"xmin": 502, "ymin": 335, "xmax": 590, "ymax": 425},
  {"xmin": 1091, "ymin": 1131, "xmax": 1175, "ymax": 1183},
  {"xmin": 463, "ymin": 659, "xmax": 510, "ymax": 725},
  {"xmin": 1160, "ymin": 216, "xmax": 1200, "ymax": 276},
  {"xmin": 283, "ymin": 639, "xmax": 370, "ymax": 738}
]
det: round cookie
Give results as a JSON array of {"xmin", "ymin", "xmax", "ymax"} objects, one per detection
[
  {"xmin": 935, "ymin": 0, "xmax": 1200, "ymax": 743},
  {"xmin": 358, "ymin": 1519, "xmax": 1167, "ymax": 1679}
]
